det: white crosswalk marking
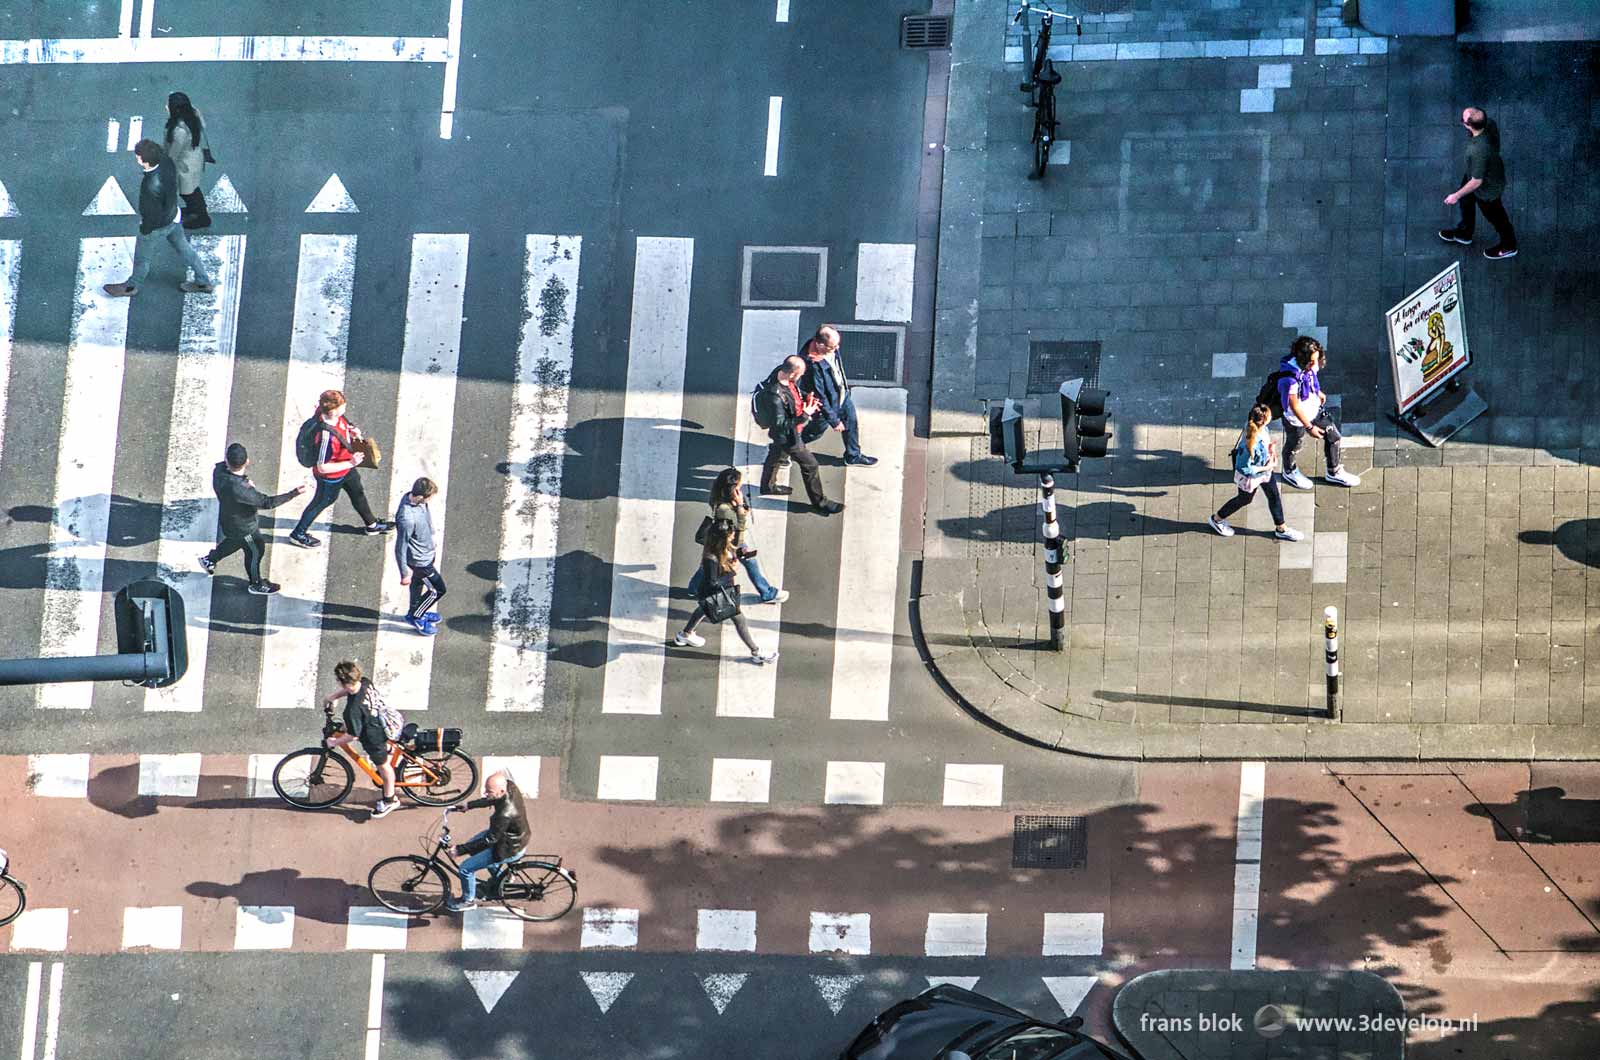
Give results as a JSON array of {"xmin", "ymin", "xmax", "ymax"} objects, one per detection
[
  {"xmin": 487, "ymin": 234, "xmax": 580, "ymax": 712},
  {"xmin": 602, "ymin": 236, "xmax": 694, "ymax": 715},
  {"xmin": 259, "ymin": 233, "xmax": 356, "ymax": 711},
  {"xmin": 146, "ymin": 235, "xmax": 247, "ymax": 713},
  {"xmin": 37, "ymin": 238, "xmax": 134, "ymax": 710},
  {"xmin": 0, "ymin": 240, "xmax": 17, "ymax": 473},
  {"xmin": 371, "ymin": 233, "xmax": 469, "ymax": 710}
]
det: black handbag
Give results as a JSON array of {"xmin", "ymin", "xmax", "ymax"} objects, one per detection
[
  {"xmin": 693, "ymin": 515, "xmax": 714, "ymax": 545},
  {"xmin": 700, "ymin": 581, "xmax": 741, "ymax": 623}
]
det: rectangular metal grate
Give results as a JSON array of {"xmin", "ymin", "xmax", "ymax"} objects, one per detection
[
  {"xmin": 742, "ymin": 246, "xmax": 827, "ymax": 307},
  {"xmin": 901, "ymin": 15, "xmax": 952, "ymax": 49},
  {"xmin": 1012, "ymin": 814, "xmax": 1088, "ymax": 870},
  {"xmin": 1027, "ymin": 340, "xmax": 1101, "ymax": 395},
  {"xmin": 837, "ymin": 325, "xmax": 903, "ymax": 385}
]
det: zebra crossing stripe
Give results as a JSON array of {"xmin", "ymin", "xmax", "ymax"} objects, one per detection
[
  {"xmin": 487, "ymin": 234, "xmax": 580, "ymax": 712},
  {"xmin": 371, "ymin": 233, "xmax": 469, "ymax": 710},
  {"xmin": 0, "ymin": 240, "xmax": 17, "ymax": 473},
  {"xmin": 146, "ymin": 234, "xmax": 247, "ymax": 713},
  {"xmin": 37, "ymin": 238, "xmax": 134, "ymax": 710},
  {"xmin": 717, "ymin": 309, "xmax": 800, "ymax": 719},
  {"xmin": 259, "ymin": 233, "xmax": 356, "ymax": 710},
  {"xmin": 602, "ymin": 237, "xmax": 694, "ymax": 716}
]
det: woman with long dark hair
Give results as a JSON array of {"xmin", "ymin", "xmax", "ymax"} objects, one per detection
[
  {"xmin": 164, "ymin": 91, "xmax": 210, "ymax": 230},
  {"xmin": 672, "ymin": 523, "xmax": 778, "ymax": 663},
  {"xmin": 706, "ymin": 466, "xmax": 787, "ymax": 604}
]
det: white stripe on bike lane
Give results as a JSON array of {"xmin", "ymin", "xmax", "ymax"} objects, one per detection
[
  {"xmin": 370, "ymin": 233, "xmax": 469, "ymax": 711},
  {"xmin": 363, "ymin": 953, "xmax": 385, "ymax": 1060},
  {"xmin": 37, "ymin": 238, "xmax": 134, "ymax": 710},
  {"xmin": 486, "ymin": 234, "xmax": 581, "ymax": 712},
  {"xmin": 0, "ymin": 240, "xmax": 18, "ymax": 478},
  {"xmin": 145, "ymin": 234, "xmax": 247, "ymax": 713},
  {"xmin": 259, "ymin": 233, "xmax": 356, "ymax": 711},
  {"xmin": 1231, "ymin": 760, "xmax": 1266, "ymax": 969}
]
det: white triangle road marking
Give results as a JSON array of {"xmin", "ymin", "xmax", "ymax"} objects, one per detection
[
  {"xmin": 83, "ymin": 175, "xmax": 135, "ymax": 216},
  {"xmin": 463, "ymin": 969, "xmax": 519, "ymax": 1014},
  {"xmin": 208, "ymin": 173, "xmax": 248, "ymax": 213},
  {"xmin": 812, "ymin": 974, "xmax": 865, "ymax": 1016},
  {"xmin": 699, "ymin": 972, "xmax": 748, "ymax": 1015},
  {"xmin": 0, "ymin": 178, "xmax": 16, "ymax": 217},
  {"xmin": 1042, "ymin": 975, "xmax": 1098, "ymax": 1018},
  {"xmin": 925, "ymin": 976, "xmax": 980, "ymax": 991},
  {"xmin": 580, "ymin": 971, "xmax": 633, "ymax": 1014},
  {"xmin": 305, "ymin": 173, "xmax": 358, "ymax": 213}
]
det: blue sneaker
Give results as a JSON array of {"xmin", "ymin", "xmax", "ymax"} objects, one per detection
[
  {"xmin": 420, "ymin": 611, "xmax": 442, "ymax": 629},
  {"xmin": 407, "ymin": 616, "xmax": 436, "ymax": 636}
]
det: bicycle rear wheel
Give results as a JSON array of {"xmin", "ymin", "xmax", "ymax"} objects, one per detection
[
  {"xmin": 0, "ymin": 875, "xmax": 26, "ymax": 927},
  {"xmin": 272, "ymin": 748, "xmax": 355, "ymax": 809},
  {"xmin": 368, "ymin": 856, "xmax": 448, "ymax": 915},
  {"xmin": 400, "ymin": 749, "xmax": 479, "ymax": 806},
  {"xmin": 497, "ymin": 862, "xmax": 577, "ymax": 922}
]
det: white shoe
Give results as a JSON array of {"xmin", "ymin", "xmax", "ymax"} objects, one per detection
[
  {"xmin": 1206, "ymin": 515, "xmax": 1235, "ymax": 537},
  {"xmin": 750, "ymin": 649, "xmax": 779, "ymax": 665},
  {"xmin": 759, "ymin": 590, "xmax": 790, "ymax": 604},
  {"xmin": 1274, "ymin": 526, "xmax": 1305, "ymax": 542},
  {"xmin": 673, "ymin": 630, "xmax": 706, "ymax": 648},
  {"xmin": 1281, "ymin": 468, "xmax": 1314, "ymax": 490},
  {"xmin": 1325, "ymin": 466, "xmax": 1361, "ymax": 487}
]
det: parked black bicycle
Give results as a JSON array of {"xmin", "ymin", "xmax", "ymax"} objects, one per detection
[
  {"xmin": 0, "ymin": 848, "xmax": 25, "ymax": 927},
  {"xmin": 1014, "ymin": 0, "xmax": 1082, "ymax": 178}
]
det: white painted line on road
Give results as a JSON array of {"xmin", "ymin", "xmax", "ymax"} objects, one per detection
[
  {"xmin": 824, "ymin": 761, "xmax": 885, "ymax": 805},
  {"xmin": 463, "ymin": 969, "xmax": 519, "ymax": 1014},
  {"xmin": 717, "ymin": 309, "xmax": 799, "ymax": 719},
  {"xmin": 105, "ymin": 118, "xmax": 120, "ymax": 152},
  {"xmin": 925, "ymin": 913, "xmax": 988, "ymax": 957},
  {"xmin": 488, "ymin": 234, "xmax": 581, "ymax": 712},
  {"xmin": 709, "ymin": 758, "xmax": 772, "ymax": 803},
  {"xmin": 596, "ymin": 755, "xmax": 658, "ymax": 801},
  {"xmin": 363, "ymin": 953, "xmax": 385, "ymax": 1060},
  {"xmin": 440, "ymin": 0, "xmax": 464, "ymax": 138},
  {"xmin": 147, "ymin": 234, "xmax": 246, "ymax": 713},
  {"xmin": 926, "ymin": 975, "xmax": 981, "ymax": 991},
  {"xmin": 234, "ymin": 905, "xmax": 295, "ymax": 949},
  {"xmin": 696, "ymin": 909, "xmax": 757, "ymax": 952},
  {"xmin": 245, "ymin": 753, "xmax": 287, "ymax": 798},
  {"xmin": 9, "ymin": 909, "xmax": 68, "ymax": 952},
  {"xmin": 0, "ymin": 241, "xmax": 16, "ymax": 473},
  {"xmin": 138, "ymin": 0, "xmax": 155, "ymax": 39},
  {"xmin": 18, "ymin": 961, "xmax": 41, "ymax": 1060},
  {"xmin": 1042, "ymin": 975, "xmax": 1098, "ymax": 1017},
  {"xmin": 479, "ymin": 756, "xmax": 540, "ymax": 796},
  {"xmin": 26, "ymin": 755, "xmax": 90, "ymax": 799},
  {"xmin": 1042, "ymin": 912, "xmax": 1104, "ymax": 956},
  {"xmin": 602, "ymin": 237, "xmax": 693, "ymax": 716},
  {"xmin": 812, "ymin": 974, "xmax": 864, "ymax": 1015},
  {"xmin": 372, "ymin": 232, "xmax": 469, "ymax": 711},
  {"xmin": 942, "ymin": 763, "xmax": 1003, "ymax": 806},
  {"xmin": 137, "ymin": 753, "xmax": 202, "ymax": 796},
  {"xmin": 118, "ymin": 0, "xmax": 135, "ymax": 38},
  {"xmin": 1231, "ymin": 761, "xmax": 1266, "ymax": 970},
  {"xmin": 854, "ymin": 243, "xmax": 916, "ymax": 323},
  {"xmin": 775, "ymin": 0, "xmax": 791, "ymax": 22},
  {"xmin": 37, "ymin": 238, "xmax": 133, "ymax": 710},
  {"xmin": 259, "ymin": 233, "xmax": 355, "ymax": 711},
  {"xmin": 0, "ymin": 181, "xmax": 15, "ymax": 217},
  {"xmin": 763, "ymin": 96, "xmax": 783, "ymax": 176},
  {"xmin": 809, "ymin": 912, "xmax": 871, "ymax": 955},
  {"xmin": 126, "ymin": 115, "xmax": 142, "ymax": 147},
  {"xmin": 0, "ymin": 35, "xmax": 452, "ymax": 66},
  {"xmin": 40, "ymin": 962, "xmax": 62, "ymax": 1060},
  {"xmin": 305, "ymin": 174, "xmax": 358, "ymax": 213},
  {"xmin": 121, "ymin": 906, "xmax": 182, "ymax": 949},
  {"xmin": 580, "ymin": 907, "xmax": 640, "ymax": 950},
  {"xmin": 461, "ymin": 907, "xmax": 524, "ymax": 950},
  {"xmin": 347, "ymin": 907, "xmax": 409, "ymax": 951},
  {"xmin": 580, "ymin": 971, "xmax": 633, "ymax": 1014},
  {"xmin": 829, "ymin": 386, "xmax": 907, "ymax": 720},
  {"xmin": 699, "ymin": 972, "xmax": 748, "ymax": 1014}
]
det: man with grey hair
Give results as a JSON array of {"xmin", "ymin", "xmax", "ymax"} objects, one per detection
[{"xmin": 446, "ymin": 770, "xmax": 529, "ymax": 912}]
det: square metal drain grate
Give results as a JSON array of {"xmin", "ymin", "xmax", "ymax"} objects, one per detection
[
  {"xmin": 1027, "ymin": 340, "xmax": 1101, "ymax": 395},
  {"xmin": 835, "ymin": 324, "xmax": 904, "ymax": 386},
  {"xmin": 1012, "ymin": 814, "xmax": 1088, "ymax": 870},
  {"xmin": 901, "ymin": 15, "xmax": 953, "ymax": 49},
  {"xmin": 742, "ymin": 246, "xmax": 827, "ymax": 307}
]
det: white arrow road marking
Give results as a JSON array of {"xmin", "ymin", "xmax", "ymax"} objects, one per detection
[
  {"xmin": 305, "ymin": 174, "xmax": 358, "ymax": 213},
  {"xmin": 83, "ymin": 175, "xmax": 134, "ymax": 215},
  {"xmin": 463, "ymin": 970, "xmax": 519, "ymax": 1014},
  {"xmin": 812, "ymin": 974, "xmax": 865, "ymax": 1016},
  {"xmin": 1042, "ymin": 976, "xmax": 1099, "ymax": 1017},
  {"xmin": 925, "ymin": 976, "xmax": 981, "ymax": 990},
  {"xmin": 208, "ymin": 174, "xmax": 247, "ymax": 213},
  {"xmin": 579, "ymin": 971, "xmax": 633, "ymax": 1014},
  {"xmin": 0, "ymin": 179, "xmax": 15, "ymax": 216},
  {"xmin": 699, "ymin": 973, "xmax": 749, "ymax": 1015}
]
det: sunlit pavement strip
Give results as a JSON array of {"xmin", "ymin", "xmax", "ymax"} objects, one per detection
[
  {"xmin": 26, "ymin": 755, "xmax": 89, "ymax": 798},
  {"xmin": 924, "ymin": 913, "xmax": 988, "ymax": 957},
  {"xmin": 1041, "ymin": 913, "xmax": 1104, "ymax": 956},
  {"xmin": 709, "ymin": 758, "xmax": 772, "ymax": 803},
  {"xmin": 234, "ymin": 906, "xmax": 295, "ymax": 950},
  {"xmin": 1230, "ymin": 761, "xmax": 1266, "ymax": 970},
  {"xmin": 824, "ymin": 761, "xmax": 885, "ymax": 805},
  {"xmin": 696, "ymin": 910, "xmax": 758, "ymax": 953},
  {"xmin": 942, "ymin": 763, "xmax": 1004, "ymax": 806},
  {"xmin": 136, "ymin": 753, "xmax": 202, "ymax": 797},
  {"xmin": 581, "ymin": 908, "xmax": 640, "ymax": 950},
  {"xmin": 121, "ymin": 906, "xmax": 183, "ymax": 950},
  {"xmin": 809, "ymin": 912, "xmax": 871, "ymax": 955}
]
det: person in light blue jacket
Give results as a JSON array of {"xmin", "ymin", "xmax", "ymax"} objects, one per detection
[{"xmin": 1207, "ymin": 404, "xmax": 1304, "ymax": 542}]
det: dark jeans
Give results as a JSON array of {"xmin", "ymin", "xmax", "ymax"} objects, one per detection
[
  {"xmin": 291, "ymin": 469, "xmax": 377, "ymax": 535},
  {"xmin": 800, "ymin": 393, "xmax": 863, "ymax": 460},
  {"xmin": 1457, "ymin": 192, "xmax": 1516, "ymax": 248},
  {"xmin": 1282, "ymin": 411, "xmax": 1342, "ymax": 476},
  {"xmin": 407, "ymin": 565, "xmax": 447, "ymax": 620},
  {"xmin": 206, "ymin": 531, "xmax": 265, "ymax": 583},
  {"xmin": 760, "ymin": 439, "xmax": 827, "ymax": 505},
  {"xmin": 129, "ymin": 220, "xmax": 213, "ymax": 288},
  {"xmin": 1217, "ymin": 477, "xmax": 1285, "ymax": 526}
]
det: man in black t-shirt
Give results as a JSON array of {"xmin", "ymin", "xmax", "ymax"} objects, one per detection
[{"xmin": 1439, "ymin": 107, "xmax": 1517, "ymax": 260}]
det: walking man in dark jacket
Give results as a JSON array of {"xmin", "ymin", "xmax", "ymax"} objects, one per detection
[
  {"xmin": 198, "ymin": 442, "xmax": 307, "ymax": 595},
  {"xmin": 395, "ymin": 476, "xmax": 445, "ymax": 636},
  {"xmin": 102, "ymin": 139, "xmax": 215, "ymax": 297},
  {"xmin": 799, "ymin": 325, "xmax": 877, "ymax": 466},
  {"xmin": 1439, "ymin": 107, "xmax": 1517, "ymax": 260},
  {"xmin": 446, "ymin": 770, "xmax": 531, "ymax": 912},
  {"xmin": 757, "ymin": 355, "xmax": 844, "ymax": 515}
]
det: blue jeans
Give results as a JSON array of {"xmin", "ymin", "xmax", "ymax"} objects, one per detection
[
  {"xmin": 458, "ymin": 829, "xmax": 522, "ymax": 901},
  {"xmin": 129, "ymin": 221, "xmax": 213, "ymax": 288},
  {"xmin": 689, "ymin": 553, "xmax": 775, "ymax": 601},
  {"xmin": 801, "ymin": 392, "xmax": 862, "ymax": 461}
]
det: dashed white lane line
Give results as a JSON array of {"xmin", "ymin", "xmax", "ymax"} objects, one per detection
[
  {"xmin": 461, "ymin": 907, "xmax": 523, "ymax": 950},
  {"xmin": 709, "ymin": 758, "xmax": 772, "ymax": 803},
  {"xmin": 440, "ymin": 0, "xmax": 464, "ymax": 139},
  {"xmin": 824, "ymin": 761, "xmax": 885, "ymax": 805},
  {"xmin": 479, "ymin": 756, "xmax": 540, "ymax": 796},
  {"xmin": 1231, "ymin": 761, "xmax": 1266, "ymax": 970},
  {"xmin": 25, "ymin": 756, "xmax": 90, "ymax": 799},
  {"xmin": 809, "ymin": 912, "xmax": 871, "ymax": 955},
  {"xmin": 137, "ymin": 754, "xmax": 202, "ymax": 797},
  {"xmin": 10, "ymin": 909, "xmax": 68, "ymax": 952},
  {"xmin": 19, "ymin": 960, "xmax": 42, "ymax": 1060},
  {"xmin": 364, "ymin": 954, "xmax": 385, "ymax": 1060},
  {"xmin": 596, "ymin": 755, "xmax": 659, "ymax": 801},
  {"xmin": 763, "ymin": 96, "xmax": 783, "ymax": 176},
  {"xmin": 854, "ymin": 243, "xmax": 915, "ymax": 323},
  {"xmin": 941, "ymin": 763, "xmax": 1004, "ymax": 807},
  {"xmin": 775, "ymin": 0, "xmax": 791, "ymax": 22},
  {"xmin": 1042, "ymin": 912, "xmax": 1104, "ymax": 956},
  {"xmin": 0, "ymin": 240, "xmax": 13, "ymax": 474},
  {"xmin": 121, "ymin": 906, "xmax": 183, "ymax": 950},
  {"xmin": 696, "ymin": 909, "xmax": 757, "ymax": 952},
  {"xmin": 924, "ymin": 913, "xmax": 988, "ymax": 957},
  {"xmin": 125, "ymin": 114, "xmax": 142, "ymax": 147},
  {"xmin": 105, "ymin": 118, "xmax": 120, "ymax": 152},
  {"xmin": 41, "ymin": 961, "xmax": 63, "ymax": 1060},
  {"xmin": 346, "ymin": 907, "xmax": 409, "ymax": 951},
  {"xmin": 234, "ymin": 906, "xmax": 295, "ymax": 950},
  {"xmin": 581, "ymin": 908, "xmax": 640, "ymax": 950}
]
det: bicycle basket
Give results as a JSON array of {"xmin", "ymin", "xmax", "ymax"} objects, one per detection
[{"xmin": 410, "ymin": 727, "xmax": 463, "ymax": 753}]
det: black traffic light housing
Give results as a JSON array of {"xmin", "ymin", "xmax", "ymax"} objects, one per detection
[
  {"xmin": 988, "ymin": 398, "xmax": 1026, "ymax": 471},
  {"xmin": 114, "ymin": 579, "xmax": 188, "ymax": 688},
  {"xmin": 1060, "ymin": 379, "xmax": 1111, "ymax": 467}
]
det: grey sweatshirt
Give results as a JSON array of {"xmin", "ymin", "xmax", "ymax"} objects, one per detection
[{"xmin": 394, "ymin": 496, "xmax": 436, "ymax": 572}]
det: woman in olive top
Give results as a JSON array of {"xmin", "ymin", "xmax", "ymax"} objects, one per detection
[{"xmin": 707, "ymin": 467, "xmax": 788, "ymax": 604}]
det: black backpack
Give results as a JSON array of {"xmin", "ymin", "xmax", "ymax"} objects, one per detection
[
  {"xmin": 750, "ymin": 382, "xmax": 777, "ymax": 431},
  {"xmin": 1254, "ymin": 368, "xmax": 1295, "ymax": 420},
  {"xmin": 294, "ymin": 417, "xmax": 350, "ymax": 468}
]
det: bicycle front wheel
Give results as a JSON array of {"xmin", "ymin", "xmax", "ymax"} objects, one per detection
[
  {"xmin": 498, "ymin": 862, "xmax": 577, "ymax": 922},
  {"xmin": 368, "ymin": 856, "xmax": 448, "ymax": 915},
  {"xmin": 400, "ymin": 750, "xmax": 480, "ymax": 806},
  {"xmin": 0, "ymin": 875, "xmax": 26, "ymax": 927},
  {"xmin": 272, "ymin": 748, "xmax": 355, "ymax": 809}
]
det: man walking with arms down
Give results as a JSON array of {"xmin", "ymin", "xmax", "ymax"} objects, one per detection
[
  {"xmin": 756, "ymin": 355, "xmax": 844, "ymax": 515},
  {"xmin": 395, "ymin": 476, "xmax": 446, "ymax": 636},
  {"xmin": 199, "ymin": 442, "xmax": 307, "ymax": 595},
  {"xmin": 1439, "ymin": 107, "xmax": 1517, "ymax": 260},
  {"xmin": 102, "ymin": 139, "xmax": 215, "ymax": 298}
]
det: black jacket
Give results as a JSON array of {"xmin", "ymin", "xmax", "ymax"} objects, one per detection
[
  {"xmin": 459, "ymin": 781, "xmax": 530, "ymax": 861},
  {"xmin": 756, "ymin": 370, "xmax": 809, "ymax": 447},
  {"xmin": 137, "ymin": 157, "xmax": 180, "ymax": 234},
  {"xmin": 212, "ymin": 462, "xmax": 296, "ymax": 539}
]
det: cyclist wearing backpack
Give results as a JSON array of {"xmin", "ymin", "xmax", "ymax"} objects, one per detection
[
  {"xmin": 755, "ymin": 356, "xmax": 843, "ymax": 515},
  {"xmin": 287, "ymin": 389, "xmax": 395, "ymax": 548},
  {"xmin": 1275, "ymin": 337, "xmax": 1360, "ymax": 491},
  {"xmin": 322, "ymin": 660, "xmax": 401, "ymax": 818}
]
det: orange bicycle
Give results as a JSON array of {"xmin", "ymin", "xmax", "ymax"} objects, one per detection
[{"xmin": 272, "ymin": 713, "xmax": 479, "ymax": 810}]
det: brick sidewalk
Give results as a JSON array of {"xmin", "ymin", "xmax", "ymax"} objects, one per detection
[{"xmin": 919, "ymin": 1, "xmax": 1600, "ymax": 759}]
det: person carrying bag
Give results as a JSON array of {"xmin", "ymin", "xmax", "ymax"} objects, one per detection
[
  {"xmin": 671, "ymin": 523, "xmax": 777, "ymax": 664},
  {"xmin": 1206, "ymin": 403, "xmax": 1305, "ymax": 542},
  {"xmin": 164, "ymin": 91, "xmax": 212, "ymax": 231}
]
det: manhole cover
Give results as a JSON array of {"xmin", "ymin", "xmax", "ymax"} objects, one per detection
[
  {"xmin": 837, "ymin": 325, "xmax": 903, "ymax": 385},
  {"xmin": 1013, "ymin": 814, "xmax": 1087, "ymax": 869},
  {"xmin": 1027, "ymin": 341, "xmax": 1100, "ymax": 395},
  {"xmin": 901, "ymin": 15, "xmax": 953, "ymax": 49}
]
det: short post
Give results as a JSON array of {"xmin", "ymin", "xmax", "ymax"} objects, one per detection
[
  {"xmin": 1040, "ymin": 473, "xmax": 1066, "ymax": 651},
  {"xmin": 1323, "ymin": 605, "xmax": 1341, "ymax": 721}
]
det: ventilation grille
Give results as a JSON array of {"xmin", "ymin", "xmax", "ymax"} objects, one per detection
[
  {"xmin": 1012, "ymin": 814, "xmax": 1088, "ymax": 870},
  {"xmin": 901, "ymin": 15, "xmax": 953, "ymax": 49},
  {"xmin": 1027, "ymin": 340, "xmax": 1102, "ymax": 395}
]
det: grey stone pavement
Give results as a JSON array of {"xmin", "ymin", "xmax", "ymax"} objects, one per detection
[{"xmin": 917, "ymin": 0, "xmax": 1600, "ymax": 759}]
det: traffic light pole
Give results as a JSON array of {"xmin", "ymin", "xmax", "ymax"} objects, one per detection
[
  {"xmin": 1040, "ymin": 473, "xmax": 1067, "ymax": 651},
  {"xmin": 0, "ymin": 651, "xmax": 168, "ymax": 687}
]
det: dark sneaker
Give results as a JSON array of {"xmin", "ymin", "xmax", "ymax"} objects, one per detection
[
  {"xmin": 247, "ymin": 580, "xmax": 281, "ymax": 596},
  {"xmin": 1437, "ymin": 229, "xmax": 1471, "ymax": 246},
  {"xmin": 1484, "ymin": 245, "xmax": 1518, "ymax": 260},
  {"xmin": 815, "ymin": 500, "xmax": 845, "ymax": 515},
  {"xmin": 288, "ymin": 531, "xmax": 320, "ymax": 548},
  {"xmin": 760, "ymin": 485, "xmax": 793, "ymax": 497},
  {"xmin": 844, "ymin": 454, "xmax": 879, "ymax": 467},
  {"xmin": 369, "ymin": 798, "xmax": 399, "ymax": 819},
  {"xmin": 101, "ymin": 283, "xmax": 137, "ymax": 297},
  {"xmin": 444, "ymin": 897, "xmax": 479, "ymax": 913},
  {"xmin": 365, "ymin": 520, "xmax": 396, "ymax": 535},
  {"xmin": 198, "ymin": 554, "xmax": 217, "ymax": 575},
  {"xmin": 179, "ymin": 280, "xmax": 214, "ymax": 294}
]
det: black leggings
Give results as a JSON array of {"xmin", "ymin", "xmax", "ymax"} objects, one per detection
[
  {"xmin": 291, "ymin": 468, "xmax": 377, "ymax": 534},
  {"xmin": 683, "ymin": 606, "xmax": 759, "ymax": 652},
  {"xmin": 1217, "ymin": 476, "xmax": 1285, "ymax": 526}
]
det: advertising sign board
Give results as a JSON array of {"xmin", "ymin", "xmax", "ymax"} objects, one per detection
[{"xmin": 1385, "ymin": 262, "xmax": 1468, "ymax": 415}]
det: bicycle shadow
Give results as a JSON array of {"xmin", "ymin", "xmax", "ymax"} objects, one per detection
[
  {"xmin": 85, "ymin": 761, "xmax": 372, "ymax": 823},
  {"xmin": 187, "ymin": 868, "xmax": 362, "ymax": 926}
]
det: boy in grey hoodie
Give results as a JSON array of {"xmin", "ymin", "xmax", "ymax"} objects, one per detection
[{"xmin": 395, "ymin": 476, "xmax": 445, "ymax": 636}]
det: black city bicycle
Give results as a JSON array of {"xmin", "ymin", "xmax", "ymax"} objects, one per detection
[
  {"xmin": 1014, "ymin": 0, "xmax": 1081, "ymax": 179},
  {"xmin": 0, "ymin": 849, "xmax": 25, "ymax": 927},
  {"xmin": 367, "ymin": 806, "xmax": 577, "ymax": 922}
]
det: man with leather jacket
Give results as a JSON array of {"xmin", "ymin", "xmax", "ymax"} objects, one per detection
[
  {"xmin": 756, "ymin": 355, "xmax": 844, "ymax": 515},
  {"xmin": 446, "ymin": 770, "xmax": 529, "ymax": 912}
]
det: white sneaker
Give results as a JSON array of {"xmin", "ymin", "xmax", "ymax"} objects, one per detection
[
  {"xmin": 1281, "ymin": 468, "xmax": 1314, "ymax": 490},
  {"xmin": 750, "ymin": 649, "xmax": 779, "ymax": 665},
  {"xmin": 673, "ymin": 630, "xmax": 706, "ymax": 648},
  {"xmin": 1274, "ymin": 526, "xmax": 1305, "ymax": 542},
  {"xmin": 1206, "ymin": 515, "xmax": 1235, "ymax": 538},
  {"xmin": 1325, "ymin": 466, "xmax": 1361, "ymax": 487},
  {"xmin": 759, "ymin": 590, "xmax": 790, "ymax": 604}
]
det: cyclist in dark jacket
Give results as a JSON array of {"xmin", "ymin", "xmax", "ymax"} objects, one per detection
[
  {"xmin": 198, "ymin": 442, "xmax": 306, "ymax": 595},
  {"xmin": 447, "ymin": 770, "xmax": 531, "ymax": 911}
]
